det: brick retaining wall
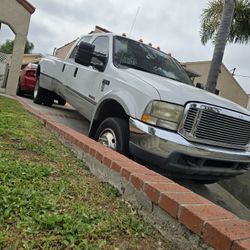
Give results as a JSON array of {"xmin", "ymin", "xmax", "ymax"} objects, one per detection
[{"xmin": 18, "ymin": 97, "xmax": 250, "ymax": 250}]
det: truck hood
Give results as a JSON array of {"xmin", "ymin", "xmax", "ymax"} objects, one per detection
[{"xmin": 125, "ymin": 68, "xmax": 250, "ymax": 115}]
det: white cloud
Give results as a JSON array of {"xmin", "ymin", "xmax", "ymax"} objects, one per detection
[{"xmin": 1, "ymin": 0, "xmax": 249, "ymax": 93}]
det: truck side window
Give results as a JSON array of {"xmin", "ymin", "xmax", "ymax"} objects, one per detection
[
  {"xmin": 92, "ymin": 36, "xmax": 109, "ymax": 56},
  {"xmin": 69, "ymin": 36, "xmax": 92, "ymax": 59}
]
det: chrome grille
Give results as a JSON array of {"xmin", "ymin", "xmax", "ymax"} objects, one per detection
[
  {"xmin": 183, "ymin": 107, "xmax": 198, "ymax": 133},
  {"xmin": 179, "ymin": 103, "xmax": 250, "ymax": 149}
]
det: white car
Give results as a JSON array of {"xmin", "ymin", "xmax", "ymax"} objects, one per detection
[{"xmin": 34, "ymin": 32, "xmax": 250, "ymax": 183}]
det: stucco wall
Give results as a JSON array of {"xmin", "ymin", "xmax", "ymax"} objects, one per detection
[
  {"xmin": 1, "ymin": 0, "xmax": 31, "ymax": 35},
  {"xmin": 185, "ymin": 61, "xmax": 248, "ymax": 108},
  {"xmin": 22, "ymin": 54, "xmax": 42, "ymax": 64},
  {"xmin": 55, "ymin": 41, "xmax": 76, "ymax": 59},
  {"xmin": 0, "ymin": 0, "xmax": 34, "ymax": 95}
]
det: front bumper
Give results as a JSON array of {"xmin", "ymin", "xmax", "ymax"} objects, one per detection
[{"xmin": 129, "ymin": 118, "xmax": 250, "ymax": 180}]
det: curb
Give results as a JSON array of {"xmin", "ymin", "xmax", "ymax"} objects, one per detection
[{"xmin": 17, "ymin": 97, "xmax": 250, "ymax": 250}]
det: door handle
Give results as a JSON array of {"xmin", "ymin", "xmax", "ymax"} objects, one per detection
[
  {"xmin": 73, "ymin": 67, "xmax": 78, "ymax": 78},
  {"xmin": 101, "ymin": 79, "xmax": 110, "ymax": 91},
  {"xmin": 62, "ymin": 64, "xmax": 66, "ymax": 72}
]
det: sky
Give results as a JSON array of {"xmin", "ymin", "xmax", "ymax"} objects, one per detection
[{"xmin": 1, "ymin": 0, "xmax": 250, "ymax": 93}]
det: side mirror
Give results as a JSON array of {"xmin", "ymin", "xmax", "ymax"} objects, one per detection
[
  {"xmin": 75, "ymin": 41, "xmax": 95, "ymax": 66},
  {"xmin": 75, "ymin": 42, "xmax": 107, "ymax": 72}
]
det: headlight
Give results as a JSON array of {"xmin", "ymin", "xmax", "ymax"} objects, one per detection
[{"xmin": 141, "ymin": 101, "xmax": 184, "ymax": 131}]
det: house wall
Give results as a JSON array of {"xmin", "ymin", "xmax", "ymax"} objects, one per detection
[
  {"xmin": 22, "ymin": 54, "xmax": 42, "ymax": 64},
  {"xmin": 0, "ymin": 0, "xmax": 34, "ymax": 95},
  {"xmin": 55, "ymin": 25, "xmax": 110, "ymax": 59},
  {"xmin": 55, "ymin": 40, "xmax": 76, "ymax": 59},
  {"xmin": 184, "ymin": 61, "xmax": 249, "ymax": 108},
  {"xmin": 247, "ymin": 97, "xmax": 250, "ymax": 110}
]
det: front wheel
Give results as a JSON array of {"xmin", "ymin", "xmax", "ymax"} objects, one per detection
[
  {"xmin": 192, "ymin": 179, "xmax": 219, "ymax": 184},
  {"xmin": 94, "ymin": 117, "xmax": 129, "ymax": 155}
]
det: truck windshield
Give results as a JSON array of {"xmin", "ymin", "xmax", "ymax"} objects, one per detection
[{"xmin": 113, "ymin": 36, "xmax": 192, "ymax": 85}]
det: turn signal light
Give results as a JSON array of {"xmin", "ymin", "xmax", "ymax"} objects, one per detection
[{"xmin": 141, "ymin": 114, "xmax": 150, "ymax": 123}]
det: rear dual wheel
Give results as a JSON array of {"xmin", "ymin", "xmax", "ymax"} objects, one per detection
[{"xmin": 33, "ymin": 77, "xmax": 54, "ymax": 107}]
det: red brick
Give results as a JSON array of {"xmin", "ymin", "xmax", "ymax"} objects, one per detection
[
  {"xmin": 111, "ymin": 162, "xmax": 123, "ymax": 173},
  {"xmin": 233, "ymin": 239, "xmax": 250, "ymax": 250},
  {"xmin": 132, "ymin": 173, "xmax": 173, "ymax": 183},
  {"xmin": 159, "ymin": 192, "xmax": 211, "ymax": 218},
  {"xmin": 89, "ymin": 147, "xmax": 96, "ymax": 157},
  {"xmin": 144, "ymin": 183, "xmax": 190, "ymax": 204},
  {"xmin": 101, "ymin": 152, "xmax": 131, "ymax": 168},
  {"xmin": 204, "ymin": 219, "xmax": 250, "ymax": 250},
  {"xmin": 88, "ymin": 143, "xmax": 109, "ymax": 158},
  {"xmin": 103, "ymin": 157, "xmax": 112, "ymax": 167},
  {"xmin": 121, "ymin": 167, "xmax": 148, "ymax": 180},
  {"xmin": 102, "ymin": 153, "xmax": 131, "ymax": 168},
  {"xmin": 95, "ymin": 151, "xmax": 103, "ymax": 162},
  {"xmin": 130, "ymin": 173, "xmax": 173, "ymax": 191},
  {"xmin": 77, "ymin": 141, "xmax": 90, "ymax": 153},
  {"xmin": 64, "ymin": 131, "xmax": 71, "ymax": 140},
  {"xmin": 71, "ymin": 136, "xmax": 78, "ymax": 145},
  {"xmin": 104, "ymin": 150, "xmax": 130, "ymax": 162},
  {"xmin": 88, "ymin": 145, "xmax": 106, "ymax": 159},
  {"xmin": 179, "ymin": 204, "xmax": 237, "ymax": 235},
  {"xmin": 130, "ymin": 175, "xmax": 144, "ymax": 190}
]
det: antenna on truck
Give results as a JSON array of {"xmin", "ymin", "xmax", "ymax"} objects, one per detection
[{"xmin": 128, "ymin": 7, "xmax": 140, "ymax": 37}]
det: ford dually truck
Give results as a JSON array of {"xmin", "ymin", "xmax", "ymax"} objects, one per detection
[{"xmin": 34, "ymin": 33, "xmax": 250, "ymax": 183}]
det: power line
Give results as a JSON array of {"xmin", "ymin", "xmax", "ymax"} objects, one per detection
[
  {"xmin": 229, "ymin": 68, "xmax": 250, "ymax": 79},
  {"xmin": 128, "ymin": 7, "xmax": 140, "ymax": 37}
]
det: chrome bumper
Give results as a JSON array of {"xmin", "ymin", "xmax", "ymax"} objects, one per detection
[{"xmin": 129, "ymin": 118, "xmax": 250, "ymax": 178}]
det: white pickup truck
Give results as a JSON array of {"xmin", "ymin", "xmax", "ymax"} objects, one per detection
[{"xmin": 34, "ymin": 32, "xmax": 250, "ymax": 183}]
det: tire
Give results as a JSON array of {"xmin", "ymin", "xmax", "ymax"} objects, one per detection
[
  {"xmin": 33, "ymin": 78, "xmax": 47, "ymax": 104},
  {"xmin": 58, "ymin": 98, "xmax": 66, "ymax": 106},
  {"xmin": 94, "ymin": 117, "xmax": 129, "ymax": 155},
  {"xmin": 192, "ymin": 179, "xmax": 219, "ymax": 184},
  {"xmin": 16, "ymin": 82, "xmax": 24, "ymax": 96},
  {"xmin": 43, "ymin": 92, "xmax": 54, "ymax": 107}
]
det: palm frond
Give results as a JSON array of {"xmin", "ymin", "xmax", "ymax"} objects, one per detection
[{"xmin": 200, "ymin": 0, "xmax": 250, "ymax": 44}]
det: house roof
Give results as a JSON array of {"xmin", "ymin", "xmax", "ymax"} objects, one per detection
[{"xmin": 16, "ymin": 0, "xmax": 35, "ymax": 14}]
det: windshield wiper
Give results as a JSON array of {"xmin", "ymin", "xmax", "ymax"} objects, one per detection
[{"xmin": 119, "ymin": 62, "xmax": 153, "ymax": 74}]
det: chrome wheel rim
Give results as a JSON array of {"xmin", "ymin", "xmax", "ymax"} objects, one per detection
[{"xmin": 98, "ymin": 128, "xmax": 117, "ymax": 150}]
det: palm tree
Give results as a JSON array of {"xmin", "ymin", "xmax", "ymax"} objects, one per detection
[
  {"xmin": 205, "ymin": 0, "xmax": 236, "ymax": 93},
  {"xmin": 200, "ymin": 0, "xmax": 249, "ymax": 93},
  {"xmin": 201, "ymin": 0, "xmax": 250, "ymax": 44}
]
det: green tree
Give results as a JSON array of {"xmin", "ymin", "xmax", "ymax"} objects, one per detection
[
  {"xmin": 0, "ymin": 39, "xmax": 34, "ymax": 54},
  {"xmin": 201, "ymin": 0, "xmax": 250, "ymax": 44}
]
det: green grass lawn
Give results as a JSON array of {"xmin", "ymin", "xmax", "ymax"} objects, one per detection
[{"xmin": 0, "ymin": 96, "xmax": 178, "ymax": 250}]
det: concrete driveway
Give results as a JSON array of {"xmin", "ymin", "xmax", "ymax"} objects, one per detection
[{"xmin": 18, "ymin": 96, "xmax": 250, "ymax": 221}]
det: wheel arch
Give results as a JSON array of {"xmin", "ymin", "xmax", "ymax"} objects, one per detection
[{"xmin": 89, "ymin": 98, "xmax": 130, "ymax": 138}]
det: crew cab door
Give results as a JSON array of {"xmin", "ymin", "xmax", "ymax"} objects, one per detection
[{"xmin": 63, "ymin": 36, "xmax": 109, "ymax": 121}]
